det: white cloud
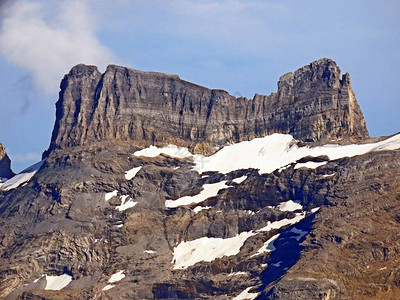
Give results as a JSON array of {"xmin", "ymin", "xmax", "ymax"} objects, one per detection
[
  {"xmin": 164, "ymin": 0, "xmax": 289, "ymax": 53},
  {"xmin": 0, "ymin": 0, "xmax": 114, "ymax": 95}
]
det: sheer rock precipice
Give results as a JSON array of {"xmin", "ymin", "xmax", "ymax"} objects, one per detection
[{"xmin": 46, "ymin": 58, "xmax": 368, "ymax": 156}]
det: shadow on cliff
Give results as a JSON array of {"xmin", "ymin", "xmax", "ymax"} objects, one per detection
[{"xmin": 257, "ymin": 213, "xmax": 317, "ymax": 299}]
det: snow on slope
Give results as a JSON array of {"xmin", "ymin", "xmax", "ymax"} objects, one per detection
[
  {"xmin": 105, "ymin": 190, "xmax": 118, "ymax": 201},
  {"xmin": 102, "ymin": 270, "xmax": 125, "ymax": 291},
  {"xmin": 277, "ymin": 200, "xmax": 303, "ymax": 212},
  {"xmin": 125, "ymin": 166, "xmax": 142, "ymax": 180},
  {"xmin": 172, "ymin": 231, "xmax": 254, "ymax": 269},
  {"xmin": 134, "ymin": 133, "xmax": 400, "ymax": 174},
  {"xmin": 43, "ymin": 274, "xmax": 72, "ymax": 290},
  {"xmin": 116, "ymin": 195, "xmax": 137, "ymax": 211},
  {"xmin": 251, "ymin": 234, "xmax": 280, "ymax": 257},
  {"xmin": 0, "ymin": 160, "xmax": 44, "ymax": 191},
  {"xmin": 172, "ymin": 211, "xmax": 310, "ymax": 269},
  {"xmin": 165, "ymin": 181, "xmax": 228, "ymax": 208},
  {"xmin": 232, "ymin": 286, "xmax": 259, "ymax": 300}
]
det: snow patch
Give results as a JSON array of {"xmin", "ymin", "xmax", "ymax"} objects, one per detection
[
  {"xmin": 322, "ymin": 173, "xmax": 336, "ymax": 177},
  {"xmin": 105, "ymin": 190, "xmax": 118, "ymax": 201},
  {"xmin": 228, "ymin": 271, "xmax": 247, "ymax": 277},
  {"xmin": 232, "ymin": 176, "xmax": 247, "ymax": 184},
  {"xmin": 116, "ymin": 195, "xmax": 137, "ymax": 211},
  {"xmin": 311, "ymin": 207, "xmax": 320, "ymax": 213},
  {"xmin": 125, "ymin": 166, "xmax": 142, "ymax": 180},
  {"xmin": 134, "ymin": 133, "xmax": 400, "ymax": 175},
  {"xmin": 172, "ymin": 212, "xmax": 309, "ymax": 269},
  {"xmin": 102, "ymin": 284, "xmax": 114, "ymax": 291},
  {"xmin": 144, "ymin": 250, "xmax": 156, "ymax": 254},
  {"xmin": 1, "ymin": 160, "xmax": 44, "ymax": 191},
  {"xmin": 193, "ymin": 206, "xmax": 212, "ymax": 213},
  {"xmin": 134, "ymin": 144, "xmax": 192, "ymax": 158},
  {"xmin": 166, "ymin": 181, "xmax": 228, "ymax": 208},
  {"xmin": 251, "ymin": 234, "xmax": 280, "ymax": 257},
  {"xmin": 272, "ymin": 261, "xmax": 282, "ymax": 267},
  {"xmin": 108, "ymin": 270, "xmax": 125, "ymax": 283},
  {"xmin": 259, "ymin": 212, "xmax": 306, "ymax": 232},
  {"xmin": 277, "ymin": 200, "xmax": 302, "ymax": 212},
  {"xmin": 172, "ymin": 231, "xmax": 254, "ymax": 269},
  {"xmin": 290, "ymin": 227, "xmax": 308, "ymax": 241},
  {"xmin": 44, "ymin": 274, "xmax": 72, "ymax": 290},
  {"xmin": 294, "ymin": 161, "xmax": 327, "ymax": 169},
  {"xmin": 232, "ymin": 286, "xmax": 259, "ymax": 300}
]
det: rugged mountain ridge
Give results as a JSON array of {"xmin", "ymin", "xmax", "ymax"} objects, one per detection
[
  {"xmin": 0, "ymin": 143, "xmax": 14, "ymax": 179},
  {"xmin": 46, "ymin": 58, "xmax": 368, "ymax": 156},
  {"xmin": 0, "ymin": 59, "xmax": 398, "ymax": 300}
]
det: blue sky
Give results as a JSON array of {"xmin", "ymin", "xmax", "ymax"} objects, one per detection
[{"xmin": 0, "ymin": 0, "xmax": 399, "ymax": 172}]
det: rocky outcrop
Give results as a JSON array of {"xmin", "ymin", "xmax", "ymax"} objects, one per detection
[
  {"xmin": 46, "ymin": 58, "xmax": 368, "ymax": 156},
  {"xmin": 0, "ymin": 143, "xmax": 14, "ymax": 179}
]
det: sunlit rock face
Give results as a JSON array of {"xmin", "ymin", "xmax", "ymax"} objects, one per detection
[
  {"xmin": 0, "ymin": 143, "xmax": 14, "ymax": 179},
  {"xmin": 47, "ymin": 58, "xmax": 368, "ymax": 156}
]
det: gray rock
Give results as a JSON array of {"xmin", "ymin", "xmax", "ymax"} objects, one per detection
[
  {"xmin": 46, "ymin": 58, "xmax": 368, "ymax": 157},
  {"xmin": 0, "ymin": 143, "xmax": 14, "ymax": 179}
]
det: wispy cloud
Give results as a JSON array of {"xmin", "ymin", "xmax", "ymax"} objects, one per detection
[
  {"xmin": 160, "ymin": 0, "xmax": 289, "ymax": 55},
  {"xmin": 0, "ymin": 0, "xmax": 114, "ymax": 95}
]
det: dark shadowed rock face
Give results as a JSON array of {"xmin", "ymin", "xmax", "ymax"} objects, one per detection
[
  {"xmin": 46, "ymin": 58, "xmax": 368, "ymax": 155},
  {"xmin": 0, "ymin": 143, "xmax": 14, "ymax": 179}
]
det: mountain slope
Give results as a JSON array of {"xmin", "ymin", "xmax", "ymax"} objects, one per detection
[{"xmin": 0, "ymin": 59, "xmax": 398, "ymax": 300}]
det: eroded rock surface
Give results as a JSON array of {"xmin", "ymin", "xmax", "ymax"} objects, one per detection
[
  {"xmin": 0, "ymin": 143, "xmax": 14, "ymax": 179},
  {"xmin": 47, "ymin": 58, "xmax": 368, "ymax": 156}
]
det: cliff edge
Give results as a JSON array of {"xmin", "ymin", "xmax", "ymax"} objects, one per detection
[{"xmin": 46, "ymin": 58, "xmax": 369, "ymax": 156}]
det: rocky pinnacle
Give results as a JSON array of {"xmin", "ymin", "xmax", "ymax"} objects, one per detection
[
  {"xmin": 46, "ymin": 58, "xmax": 369, "ymax": 155},
  {"xmin": 0, "ymin": 143, "xmax": 14, "ymax": 179}
]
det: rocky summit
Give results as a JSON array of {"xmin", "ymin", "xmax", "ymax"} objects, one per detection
[
  {"xmin": 0, "ymin": 144, "xmax": 14, "ymax": 179},
  {"xmin": 0, "ymin": 59, "xmax": 399, "ymax": 300},
  {"xmin": 46, "ymin": 58, "xmax": 368, "ymax": 156}
]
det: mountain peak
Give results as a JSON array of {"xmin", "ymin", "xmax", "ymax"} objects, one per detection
[
  {"xmin": 0, "ymin": 143, "xmax": 14, "ymax": 179},
  {"xmin": 46, "ymin": 59, "xmax": 369, "ymax": 156}
]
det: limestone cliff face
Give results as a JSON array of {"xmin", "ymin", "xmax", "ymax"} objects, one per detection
[
  {"xmin": 0, "ymin": 143, "xmax": 13, "ymax": 179},
  {"xmin": 47, "ymin": 58, "xmax": 368, "ymax": 155}
]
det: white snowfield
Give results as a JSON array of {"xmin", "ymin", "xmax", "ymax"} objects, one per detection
[
  {"xmin": 258, "ymin": 212, "xmax": 306, "ymax": 232},
  {"xmin": 116, "ymin": 195, "xmax": 137, "ymax": 211},
  {"xmin": 42, "ymin": 274, "xmax": 72, "ymax": 290},
  {"xmin": 165, "ymin": 181, "xmax": 228, "ymax": 208},
  {"xmin": 172, "ymin": 211, "xmax": 311, "ymax": 269},
  {"xmin": 232, "ymin": 176, "xmax": 247, "ymax": 184},
  {"xmin": 172, "ymin": 231, "xmax": 254, "ymax": 269},
  {"xmin": 193, "ymin": 205, "xmax": 212, "ymax": 213},
  {"xmin": 105, "ymin": 190, "xmax": 118, "ymax": 201},
  {"xmin": 134, "ymin": 133, "xmax": 400, "ymax": 174},
  {"xmin": 125, "ymin": 166, "xmax": 142, "ymax": 180},
  {"xmin": 108, "ymin": 270, "xmax": 125, "ymax": 283},
  {"xmin": 232, "ymin": 286, "xmax": 259, "ymax": 300},
  {"xmin": 277, "ymin": 200, "xmax": 303, "ymax": 212},
  {"xmin": 294, "ymin": 161, "xmax": 327, "ymax": 169},
  {"xmin": 0, "ymin": 160, "xmax": 44, "ymax": 191},
  {"xmin": 250, "ymin": 234, "xmax": 280, "ymax": 258},
  {"xmin": 102, "ymin": 270, "xmax": 125, "ymax": 291}
]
